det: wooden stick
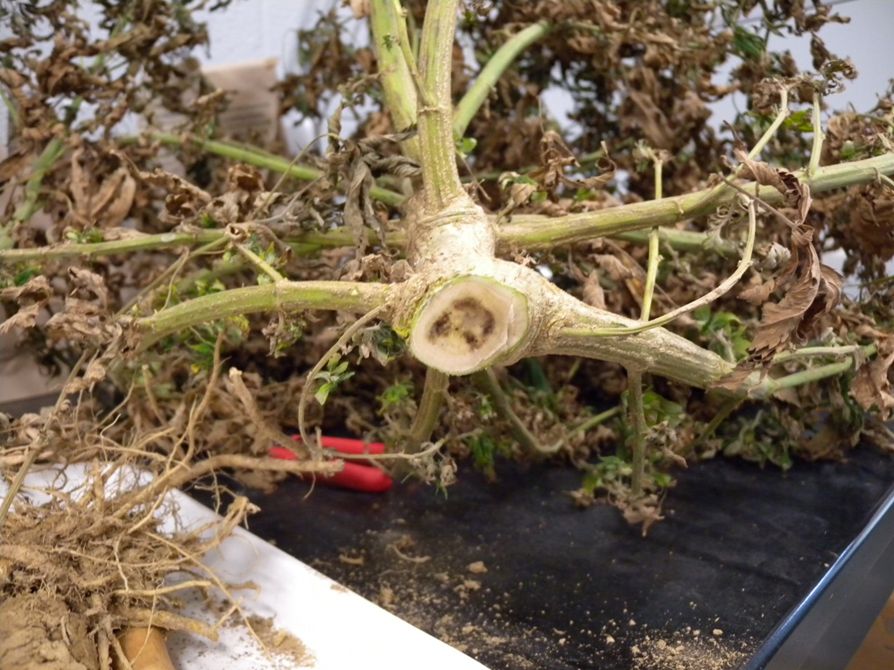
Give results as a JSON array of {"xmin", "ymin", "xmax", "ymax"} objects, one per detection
[{"xmin": 117, "ymin": 627, "xmax": 175, "ymax": 670}]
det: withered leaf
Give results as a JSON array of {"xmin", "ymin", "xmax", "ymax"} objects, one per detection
[
  {"xmin": 0, "ymin": 303, "xmax": 42, "ymax": 334},
  {"xmin": 0, "ymin": 276, "xmax": 51, "ymax": 302},
  {"xmin": 92, "ymin": 167, "xmax": 136, "ymax": 227},
  {"xmin": 626, "ymin": 89, "xmax": 676, "ymax": 149},
  {"xmin": 595, "ymin": 254, "xmax": 636, "ymax": 282},
  {"xmin": 68, "ymin": 268, "xmax": 109, "ymax": 308},
  {"xmin": 0, "ymin": 150, "xmax": 31, "ymax": 183},
  {"xmin": 226, "ymin": 164, "xmax": 264, "ymax": 193},
  {"xmin": 750, "ymin": 246, "xmax": 820, "ymax": 358},
  {"xmin": 853, "ymin": 342, "xmax": 894, "ymax": 419},
  {"xmin": 738, "ymin": 278, "xmax": 775, "ymax": 306},
  {"xmin": 735, "ymin": 150, "xmax": 808, "ymax": 215},
  {"xmin": 64, "ymin": 358, "xmax": 108, "ymax": 394},
  {"xmin": 343, "ymin": 156, "xmax": 376, "ymax": 252}
]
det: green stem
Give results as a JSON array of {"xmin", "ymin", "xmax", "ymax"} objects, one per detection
[
  {"xmin": 627, "ymin": 370, "xmax": 647, "ymax": 497},
  {"xmin": 0, "ymin": 227, "xmax": 404, "ymax": 264},
  {"xmin": 453, "ymin": 21, "xmax": 551, "ymax": 138},
  {"xmin": 370, "ymin": 0, "xmax": 420, "ymax": 160},
  {"xmin": 473, "ymin": 368, "xmax": 544, "ymax": 454},
  {"xmin": 150, "ymin": 132, "xmax": 406, "ymax": 207},
  {"xmin": 757, "ymin": 359, "xmax": 855, "ymax": 397},
  {"xmin": 570, "ymin": 405, "xmax": 621, "ymax": 435},
  {"xmin": 580, "ymin": 199, "xmax": 757, "ymax": 337},
  {"xmin": 0, "ymin": 229, "xmax": 222, "ymax": 263},
  {"xmin": 5, "ymin": 151, "xmax": 891, "ymax": 263},
  {"xmin": 497, "ymin": 151, "xmax": 894, "ymax": 249},
  {"xmin": 772, "ymin": 344, "xmax": 865, "ymax": 363},
  {"xmin": 136, "ymin": 280, "xmax": 390, "ymax": 347},
  {"xmin": 3, "ymin": 137, "xmax": 66, "ymax": 246},
  {"xmin": 417, "ymin": 0, "xmax": 464, "ymax": 211},
  {"xmin": 692, "ymin": 396, "xmax": 743, "ymax": 450},
  {"xmin": 406, "ymin": 366, "xmax": 449, "ymax": 451},
  {"xmin": 747, "ymin": 88, "xmax": 790, "ymax": 160},
  {"xmin": 544, "ymin": 405, "xmax": 621, "ymax": 453},
  {"xmin": 234, "ymin": 243, "xmax": 284, "ymax": 282}
]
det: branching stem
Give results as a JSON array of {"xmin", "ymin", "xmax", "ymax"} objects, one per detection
[
  {"xmin": 136, "ymin": 281, "xmax": 389, "ymax": 347},
  {"xmin": 233, "ymin": 243, "xmax": 284, "ymax": 283},
  {"xmin": 472, "ymin": 368, "xmax": 544, "ymax": 455},
  {"xmin": 406, "ymin": 367, "xmax": 449, "ymax": 452},
  {"xmin": 581, "ymin": 199, "xmax": 757, "ymax": 337}
]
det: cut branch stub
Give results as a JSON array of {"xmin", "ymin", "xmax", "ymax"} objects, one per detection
[{"xmin": 408, "ymin": 276, "xmax": 530, "ymax": 375}]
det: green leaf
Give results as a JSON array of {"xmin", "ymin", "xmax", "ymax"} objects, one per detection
[
  {"xmin": 733, "ymin": 26, "xmax": 766, "ymax": 60},
  {"xmin": 456, "ymin": 136, "xmax": 477, "ymax": 157},
  {"xmin": 14, "ymin": 268, "xmax": 39, "ymax": 286},
  {"xmin": 378, "ymin": 380, "xmax": 413, "ymax": 412},
  {"xmin": 783, "ymin": 109, "xmax": 814, "ymax": 133}
]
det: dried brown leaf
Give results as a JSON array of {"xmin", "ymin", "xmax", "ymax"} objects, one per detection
[
  {"xmin": 853, "ymin": 342, "xmax": 894, "ymax": 419},
  {"xmin": 738, "ymin": 278, "xmax": 775, "ymax": 305},
  {"xmin": 0, "ymin": 303, "xmax": 42, "ymax": 334}
]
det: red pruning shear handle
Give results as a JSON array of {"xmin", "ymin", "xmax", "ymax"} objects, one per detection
[{"xmin": 270, "ymin": 435, "xmax": 393, "ymax": 493}]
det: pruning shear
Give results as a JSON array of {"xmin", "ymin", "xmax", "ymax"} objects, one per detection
[{"xmin": 270, "ymin": 435, "xmax": 393, "ymax": 493}]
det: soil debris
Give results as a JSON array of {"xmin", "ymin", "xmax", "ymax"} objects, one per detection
[
  {"xmin": 246, "ymin": 614, "xmax": 314, "ymax": 668},
  {"xmin": 0, "ymin": 593, "xmax": 98, "ymax": 670}
]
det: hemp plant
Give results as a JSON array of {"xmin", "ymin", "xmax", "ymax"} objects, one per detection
[{"xmin": 2, "ymin": 0, "xmax": 894, "ymax": 531}]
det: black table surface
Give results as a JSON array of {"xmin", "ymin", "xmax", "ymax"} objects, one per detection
[{"xmin": 205, "ymin": 448, "xmax": 894, "ymax": 670}]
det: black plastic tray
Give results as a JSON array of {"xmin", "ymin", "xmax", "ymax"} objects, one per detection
[{"xmin": 230, "ymin": 448, "xmax": 894, "ymax": 669}]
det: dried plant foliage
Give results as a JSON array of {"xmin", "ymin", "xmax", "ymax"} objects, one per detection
[{"xmin": 0, "ymin": 0, "xmax": 892, "ymax": 658}]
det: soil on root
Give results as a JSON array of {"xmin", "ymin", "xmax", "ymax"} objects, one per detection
[{"xmin": 0, "ymin": 593, "xmax": 99, "ymax": 670}]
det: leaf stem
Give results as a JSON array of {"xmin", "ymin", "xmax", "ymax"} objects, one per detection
[{"xmin": 581, "ymin": 199, "xmax": 757, "ymax": 337}]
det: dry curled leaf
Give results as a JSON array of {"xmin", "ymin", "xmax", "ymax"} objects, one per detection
[{"xmin": 853, "ymin": 341, "xmax": 894, "ymax": 419}]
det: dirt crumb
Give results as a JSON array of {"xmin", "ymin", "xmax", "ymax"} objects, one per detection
[
  {"xmin": 246, "ymin": 615, "xmax": 314, "ymax": 667},
  {"xmin": 467, "ymin": 561, "xmax": 488, "ymax": 574},
  {"xmin": 0, "ymin": 593, "xmax": 99, "ymax": 670},
  {"xmin": 630, "ymin": 629, "xmax": 748, "ymax": 670}
]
